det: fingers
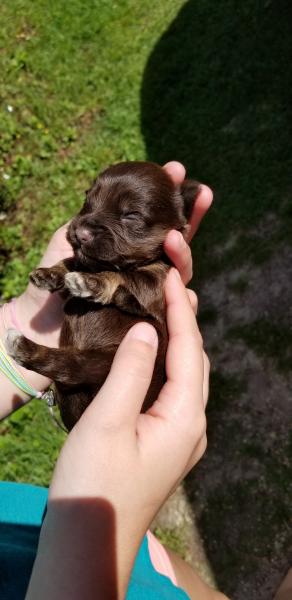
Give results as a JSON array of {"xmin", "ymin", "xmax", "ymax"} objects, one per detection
[
  {"xmin": 164, "ymin": 269, "xmax": 203, "ymax": 394},
  {"xmin": 163, "ymin": 172, "xmax": 212, "ymax": 283},
  {"xmin": 163, "ymin": 161, "xmax": 186, "ymax": 184},
  {"xmin": 185, "ymin": 351, "xmax": 209, "ymax": 472},
  {"xmin": 188, "ymin": 184, "xmax": 213, "ymax": 240},
  {"xmin": 164, "ymin": 230, "xmax": 193, "ymax": 284},
  {"xmin": 163, "ymin": 161, "xmax": 213, "ymax": 240},
  {"xmin": 89, "ymin": 322, "xmax": 158, "ymax": 429},
  {"xmin": 164, "ymin": 185, "xmax": 213, "ymax": 283},
  {"xmin": 150, "ymin": 269, "xmax": 205, "ymax": 424}
]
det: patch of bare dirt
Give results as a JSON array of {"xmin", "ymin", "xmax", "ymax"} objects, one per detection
[{"xmin": 156, "ymin": 232, "xmax": 292, "ymax": 599}]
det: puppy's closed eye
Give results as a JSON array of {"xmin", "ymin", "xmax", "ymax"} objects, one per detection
[{"xmin": 121, "ymin": 211, "xmax": 142, "ymax": 222}]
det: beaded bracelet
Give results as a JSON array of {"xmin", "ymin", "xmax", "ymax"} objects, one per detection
[
  {"xmin": 0, "ymin": 335, "xmax": 44, "ymax": 398},
  {"xmin": 0, "ymin": 302, "xmax": 67, "ymax": 432}
]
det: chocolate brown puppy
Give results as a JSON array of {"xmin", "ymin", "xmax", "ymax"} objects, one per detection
[{"xmin": 6, "ymin": 161, "xmax": 200, "ymax": 430}]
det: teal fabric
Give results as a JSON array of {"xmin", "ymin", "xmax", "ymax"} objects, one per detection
[
  {"xmin": 0, "ymin": 482, "xmax": 189, "ymax": 599},
  {"xmin": 128, "ymin": 536, "xmax": 189, "ymax": 600}
]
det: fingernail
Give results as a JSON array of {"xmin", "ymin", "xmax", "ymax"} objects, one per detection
[
  {"xmin": 172, "ymin": 230, "xmax": 184, "ymax": 247},
  {"xmin": 127, "ymin": 323, "xmax": 158, "ymax": 348}
]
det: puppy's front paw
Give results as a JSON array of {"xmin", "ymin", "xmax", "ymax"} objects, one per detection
[
  {"xmin": 65, "ymin": 272, "xmax": 93, "ymax": 298},
  {"xmin": 30, "ymin": 268, "xmax": 64, "ymax": 291},
  {"xmin": 5, "ymin": 329, "xmax": 27, "ymax": 365}
]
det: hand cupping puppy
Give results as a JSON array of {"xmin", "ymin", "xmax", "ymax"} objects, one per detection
[
  {"xmin": 6, "ymin": 160, "xmax": 212, "ymax": 430},
  {"xmin": 12, "ymin": 160, "xmax": 214, "ymax": 600},
  {"xmin": 26, "ymin": 268, "xmax": 209, "ymax": 600},
  {"xmin": 49, "ymin": 268, "xmax": 208, "ymax": 504}
]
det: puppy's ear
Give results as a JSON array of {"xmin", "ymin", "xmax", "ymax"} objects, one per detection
[
  {"xmin": 177, "ymin": 179, "xmax": 201, "ymax": 240},
  {"xmin": 180, "ymin": 179, "xmax": 201, "ymax": 221}
]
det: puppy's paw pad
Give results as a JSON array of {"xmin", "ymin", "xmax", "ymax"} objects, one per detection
[
  {"xmin": 30, "ymin": 268, "xmax": 63, "ymax": 291},
  {"xmin": 65, "ymin": 272, "xmax": 92, "ymax": 297},
  {"xmin": 5, "ymin": 329, "xmax": 24, "ymax": 360}
]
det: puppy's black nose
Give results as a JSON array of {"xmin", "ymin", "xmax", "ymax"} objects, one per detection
[{"xmin": 76, "ymin": 227, "xmax": 94, "ymax": 244}]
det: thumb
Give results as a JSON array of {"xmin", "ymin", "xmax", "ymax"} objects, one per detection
[{"xmin": 89, "ymin": 322, "xmax": 158, "ymax": 429}]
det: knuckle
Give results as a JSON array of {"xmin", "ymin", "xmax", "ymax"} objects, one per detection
[{"xmin": 179, "ymin": 411, "xmax": 206, "ymax": 445}]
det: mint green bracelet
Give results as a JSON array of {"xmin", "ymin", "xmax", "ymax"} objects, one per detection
[
  {"xmin": 0, "ymin": 336, "xmax": 44, "ymax": 398},
  {"xmin": 0, "ymin": 320, "xmax": 66, "ymax": 431}
]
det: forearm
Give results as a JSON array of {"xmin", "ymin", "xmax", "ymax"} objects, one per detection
[
  {"xmin": 26, "ymin": 500, "xmax": 144, "ymax": 600},
  {"xmin": 0, "ymin": 295, "xmax": 54, "ymax": 418}
]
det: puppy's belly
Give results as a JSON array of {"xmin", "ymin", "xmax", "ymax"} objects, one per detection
[
  {"xmin": 61, "ymin": 298, "xmax": 151, "ymax": 349},
  {"xmin": 57, "ymin": 299, "xmax": 167, "ymax": 430}
]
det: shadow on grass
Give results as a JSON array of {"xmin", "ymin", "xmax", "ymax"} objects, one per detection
[
  {"xmin": 141, "ymin": 1, "xmax": 292, "ymax": 598},
  {"xmin": 141, "ymin": 0, "xmax": 292, "ymax": 272}
]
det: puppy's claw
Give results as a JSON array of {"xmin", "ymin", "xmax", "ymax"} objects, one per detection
[
  {"xmin": 30, "ymin": 268, "xmax": 64, "ymax": 291},
  {"xmin": 65, "ymin": 272, "xmax": 92, "ymax": 298}
]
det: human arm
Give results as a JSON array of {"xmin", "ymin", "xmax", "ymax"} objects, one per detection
[{"xmin": 0, "ymin": 224, "xmax": 73, "ymax": 414}]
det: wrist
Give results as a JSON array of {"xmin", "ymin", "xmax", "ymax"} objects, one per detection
[{"xmin": 0, "ymin": 299, "xmax": 52, "ymax": 394}]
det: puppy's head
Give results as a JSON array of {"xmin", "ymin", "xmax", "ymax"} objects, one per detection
[{"xmin": 67, "ymin": 161, "xmax": 200, "ymax": 271}]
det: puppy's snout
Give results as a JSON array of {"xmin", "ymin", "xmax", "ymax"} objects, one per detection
[{"xmin": 76, "ymin": 227, "xmax": 94, "ymax": 244}]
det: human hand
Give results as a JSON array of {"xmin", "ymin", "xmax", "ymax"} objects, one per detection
[
  {"xmin": 49, "ymin": 267, "xmax": 208, "ymax": 498},
  {"xmin": 37, "ymin": 269, "xmax": 208, "ymax": 598},
  {"xmin": 163, "ymin": 161, "xmax": 213, "ymax": 284}
]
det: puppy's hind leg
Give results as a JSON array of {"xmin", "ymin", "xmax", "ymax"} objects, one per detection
[{"xmin": 5, "ymin": 329, "xmax": 115, "ymax": 386}]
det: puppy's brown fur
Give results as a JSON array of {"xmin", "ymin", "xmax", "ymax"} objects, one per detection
[{"xmin": 7, "ymin": 162, "xmax": 200, "ymax": 430}]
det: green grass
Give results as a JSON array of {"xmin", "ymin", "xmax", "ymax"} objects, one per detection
[
  {"xmin": 0, "ymin": 400, "xmax": 65, "ymax": 485},
  {"xmin": 141, "ymin": 0, "xmax": 292, "ymax": 278},
  {"xmin": 0, "ymin": 0, "xmax": 185, "ymax": 482},
  {"xmin": 1, "ymin": 2, "xmax": 292, "ymax": 595},
  {"xmin": 0, "ymin": 0, "xmax": 183, "ymax": 296},
  {"xmin": 154, "ymin": 526, "xmax": 188, "ymax": 559}
]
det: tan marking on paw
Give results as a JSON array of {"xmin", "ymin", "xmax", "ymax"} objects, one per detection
[
  {"xmin": 65, "ymin": 272, "xmax": 92, "ymax": 297},
  {"xmin": 5, "ymin": 329, "xmax": 22, "ymax": 358},
  {"xmin": 94, "ymin": 273, "xmax": 123, "ymax": 304}
]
